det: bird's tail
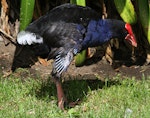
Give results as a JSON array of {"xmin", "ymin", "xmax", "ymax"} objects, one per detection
[{"xmin": 17, "ymin": 31, "xmax": 43, "ymax": 45}]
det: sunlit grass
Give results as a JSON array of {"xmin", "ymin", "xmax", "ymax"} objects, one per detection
[{"xmin": 0, "ymin": 72, "xmax": 150, "ymax": 118}]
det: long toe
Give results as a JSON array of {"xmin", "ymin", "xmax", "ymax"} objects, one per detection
[
  {"xmin": 68, "ymin": 99, "xmax": 81, "ymax": 108},
  {"xmin": 58, "ymin": 98, "xmax": 66, "ymax": 110}
]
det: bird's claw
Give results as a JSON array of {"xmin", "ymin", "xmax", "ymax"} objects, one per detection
[
  {"xmin": 58, "ymin": 98, "xmax": 81, "ymax": 110},
  {"xmin": 58, "ymin": 98, "xmax": 66, "ymax": 110},
  {"xmin": 68, "ymin": 99, "xmax": 81, "ymax": 108}
]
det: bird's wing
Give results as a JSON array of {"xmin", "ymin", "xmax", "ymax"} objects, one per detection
[
  {"xmin": 51, "ymin": 48, "xmax": 74, "ymax": 78},
  {"xmin": 42, "ymin": 22, "xmax": 84, "ymax": 77},
  {"xmin": 25, "ymin": 3, "xmax": 100, "ymax": 35},
  {"xmin": 47, "ymin": 3, "xmax": 101, "ymax": 24}
]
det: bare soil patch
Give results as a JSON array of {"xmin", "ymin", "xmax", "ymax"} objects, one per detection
[{"xmin": 0, "ymin": 41, "xmax": 149, "ymax": 80}]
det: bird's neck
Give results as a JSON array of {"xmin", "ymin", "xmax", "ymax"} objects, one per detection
[{"xmin": 82, "ymin": 19, "xmax": 125, "ymax": 49}]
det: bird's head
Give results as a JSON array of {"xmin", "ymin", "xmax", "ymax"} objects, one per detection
[
  {"xmin": 94, "ymin": 19, "xmax": 138, "ymax": 48},
  {"xmin": 124, "ymin": 23, "xmax": 137, "ymax": 47},
  {"xmin": 105, "ymin": 19, "xmax": 137, "ymax": 47}
]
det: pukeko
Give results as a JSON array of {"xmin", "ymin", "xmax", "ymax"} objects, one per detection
[{"xmin": 16, "ymin": 3, "xmax": 137, "ymax": 110}]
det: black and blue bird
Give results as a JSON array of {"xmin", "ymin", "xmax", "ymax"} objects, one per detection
[{"xmin": 16, "ymin": 3, "xmax": 137, "ymax": 110}]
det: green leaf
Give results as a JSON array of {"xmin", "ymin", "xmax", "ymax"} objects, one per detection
[
  {"xmin": 114, "ymin": 0, "xmax": 137, "ymax": 24},
  {"xmin": 75, "ymin": 50, "xmax": 86, "ymax": 66},
  {"xmin": 76, "ymin": 0, "xmax": 86, "ymax": 6},
  {"xmin": 137, "ymin": 0, "xmax": 150, "ymax": 44},
  {"xmin": 70, "ymin": 0, "xmax": 85, "ymax": 6},
  {"xmin": 20, "ymin": 0, "xmax": 35, "ymax": 31},
  {"xmin": 70, "ymin": 0, "xmax": 76, "ymax": 4}
]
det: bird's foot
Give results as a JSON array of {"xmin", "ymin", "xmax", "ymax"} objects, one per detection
[
  {"xmin": 58, "ymin": 98, "xmax": 81, "ymax": 110},
  {"xmin": 58, "ymin": 98, "xmax": 66, "ymax": 111},
  {"xmin": 68, "ymin": 99, "xmax": 81, "ymax": 108},
  {"xmin": 53, "ymin": 78, "xmax": 81, "ymax": 110}
]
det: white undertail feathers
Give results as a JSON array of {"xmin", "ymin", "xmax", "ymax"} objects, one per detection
[{"xmin": 17, "ymin": 31, "xmax": 43, "ymax": 45}]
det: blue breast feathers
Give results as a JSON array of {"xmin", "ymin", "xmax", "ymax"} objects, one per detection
[{"xmin": 81, "ymin": 19, "xmax": 113, "ymax": 49}]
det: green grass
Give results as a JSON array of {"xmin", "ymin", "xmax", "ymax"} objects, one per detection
[{"xmin": 0, "ymin": 72, "xmax": 150, "ymax": 118}]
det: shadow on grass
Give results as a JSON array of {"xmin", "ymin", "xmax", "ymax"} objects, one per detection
[{"xmin": 35, "ymin": 78, "xmax": 121, "ymax": 107}]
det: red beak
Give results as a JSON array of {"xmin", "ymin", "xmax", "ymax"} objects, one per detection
[
  {"xmin": 125, "ymin": 23, "xmax": 137, "ymax": 47},
  {"xmin": 125, "ymin": 34, "xmax": 137, "ymax": 47}
]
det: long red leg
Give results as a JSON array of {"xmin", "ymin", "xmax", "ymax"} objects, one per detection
[
  {"xmin": 52, "ymin": 78, "xmax": 81, "ymax": 110},
  {"xmin": 52, "ymin": 78, "xmax": 67, "ymax": 110}
]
